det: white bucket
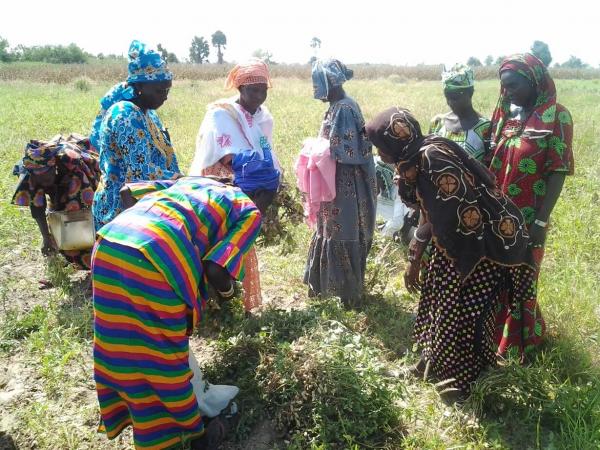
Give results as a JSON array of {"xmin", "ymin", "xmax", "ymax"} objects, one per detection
[{"xmin": 47, "ymin": 210, "xmax": 96, "ymax": 251}]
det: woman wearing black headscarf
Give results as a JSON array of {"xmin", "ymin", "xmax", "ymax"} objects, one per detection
[{"xmin": 366, "ymin": 107, "xmax": 536, "ymax": 401}]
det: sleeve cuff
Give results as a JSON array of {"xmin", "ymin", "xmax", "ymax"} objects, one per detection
[{"xmin": 203, "ymin": 242, "xmax": 245, "ymax": 281}]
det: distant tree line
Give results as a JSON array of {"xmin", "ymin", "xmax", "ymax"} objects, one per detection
[
  {"xmin": 0, "ymin": 37, "xmax": 88, "ymax": 63},
  {"xmin": 465, "ymin": 40, "xmax": 593, "ymax": 70},
  {"xmin": 1, "ymin": 34, "xmax": 594, "ymax": 69}
]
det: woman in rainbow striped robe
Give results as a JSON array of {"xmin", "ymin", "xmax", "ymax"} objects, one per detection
[{"xmin": 91, "ymin": 149, "xmax": 279, "ymax": 449}]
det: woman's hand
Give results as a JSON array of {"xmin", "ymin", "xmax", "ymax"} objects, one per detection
[
  {"xmin": 120, "ymin": 186, "xmax": 138, "ymax": 209},
  {"xmin": 404, "ymin": 236, "xmax": 427, "ymax": 293},
  {"xmin": 205, "ymin": 261, "xmax": 235, "ymax": 295},
  {"xmin": 404, "ymin": 259, "xmax": 421, "ymax": 294},
  {"xmin": 41, "ymin": 235, "xmax": 57, "ymax": 256},
  {"xmin": 529, "ymin": 223, "xmax": 547, "ymax": 248}
]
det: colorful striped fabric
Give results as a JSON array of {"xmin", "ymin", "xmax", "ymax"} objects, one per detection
[{"xmin": 92, "ymin": 177, "xmax": 262, "ymax": 449}]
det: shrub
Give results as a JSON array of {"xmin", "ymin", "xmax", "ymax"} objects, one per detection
[{"xmin": 73, "ymin": 76, "xmax": 92, "ymax": 92}]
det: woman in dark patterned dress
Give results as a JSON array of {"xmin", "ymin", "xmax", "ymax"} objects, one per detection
[
  {"xmin": 366, "ymin": 107, "xmax": 536, "ymax": 401},
  {"xmin": 304, "ymin": 59, "xmax": 377, "ymax": 308}
]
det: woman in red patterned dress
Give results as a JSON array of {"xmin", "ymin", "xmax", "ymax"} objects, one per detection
[{"xmin": 489, "ymin": 53, "xmax": 574, "ymax": 359}]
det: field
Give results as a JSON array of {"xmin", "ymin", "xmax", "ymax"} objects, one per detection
[{"xmin": 0, "ymin": 76, "xmax": 599, "ymax": 449}]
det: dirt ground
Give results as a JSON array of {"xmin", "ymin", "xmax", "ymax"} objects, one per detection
[{"xmin": 0, "ymin": 254, "xmax": 297, "ymax": 450}]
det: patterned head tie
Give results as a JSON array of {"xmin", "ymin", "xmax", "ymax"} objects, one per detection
[
  {"xmin": 126, "ymin": 40, "xmax": 173, "ymax": 84},
  {"xmin": 225, "ymin": 59, "xmax": 272, "ymax": 90},
  {"xmin": 365, "ymin": 107, "xmax": 423, "ymax": 163},
  {"xmin": 442, "ymin": 63, "xmax": 475, "ymax": 91},
  {"xmin": 311, "ymin": 58, "xmax": 354, "ymax": 100},
  {"xmin": 22, "ymin": 139, "xmax": 62, "ymax": 174}
]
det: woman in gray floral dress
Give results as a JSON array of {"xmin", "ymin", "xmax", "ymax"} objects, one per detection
[{"xmin": 304, "ymin": 59, "xmax": 377, "ymax": 307}]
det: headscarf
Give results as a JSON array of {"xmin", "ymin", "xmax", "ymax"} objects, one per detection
[
  {"xmin": 366, "ymin": 107, "xmax": 496, "ymax": 188},
  {"xmin": 90, "ymin": 40, "xmax": 172, "ymax": 150},
  {"xmin": 491, "ymin": 53, "xmax": 557, "ymax": 144},
  {"xmin": 21, "ymin": 139, "xmax": 62, "ymax": 174},
  {"xmin": 232, "ymin": 147, "xmax": 280, "ymax": 193},
  {"xmin": 12, "ymin": 134, "xmax": 100, "ymax": 210},
  {"xmin": 366, "ymin": 106, "xmax": 533, "ymax": 279},
  {"xmin": 442, "ymin": 64, "xmax": 475, "ymax": 91},
  {"xmin": 224, "ymin": 59, "xmax": 272, "ymax": 90},
  {"xmin": 311, "ymin": 58, "xmax": 353, "ymax": 100},
  {"xmin": 365, "ymin": 107, "xmax": 424, "ymax": 164},
  {"xmin": 127, "ymin": 40, "xmax": 173, "ymax": 84}
]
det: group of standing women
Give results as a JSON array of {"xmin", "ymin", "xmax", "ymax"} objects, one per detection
[
  {"xmin": 366, "ymin": 55, "xmax": 573, "ymax": 402},
  {"xmin": 10, "ymin": 38, "xmax": 573, "ymax": 447}
]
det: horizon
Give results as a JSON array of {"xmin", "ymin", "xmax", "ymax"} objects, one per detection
[{"xmin": 3, "ymin": 0, "xmax": 600, "ymax": 67}]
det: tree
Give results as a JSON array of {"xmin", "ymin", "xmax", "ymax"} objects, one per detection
[
  {"xmin": 157, "ymin": 43, "xmax": 179, "ymax": 64},
  {"xmin": 310, "ymin": 37, "xmax": 321, "ymax": 63},
  {"xmin": 559, "ymin": 55, "xmax": 588, "ymax": 69},
  {"xmin": 310, "ymin": 37, "xmax": 321, "ymax": 50},
  {"xmin": 530, "ymin": 40, "xmax": 552, "ymax": 67},
  {"xmin": 495, "ymin": 55, "xmax": 505, "ymax": 65},
  {"xmin": 0, "ymin": 35, "xmax": 13, "ymax": 62},
  {"xmin": 466, "ymin": 56, "xmax": 482, "ymax": 67},
  {"xmin": 189, "ymin": 36, "xmax": 210, "ymax": 64},
  {"xmin": 252, "ymin": 48, "xmax": 275, "ymax": 64},
  {"xmin": 17, "ymin": 43, "xmax": 87, "ymax": 63},
  {"xmin": 484, "ymin": 55, "xmax": 494, "ymax": 66},
  {"xmin": 211, "ymin": 30, "xmax": 227, "ymax": 64}
]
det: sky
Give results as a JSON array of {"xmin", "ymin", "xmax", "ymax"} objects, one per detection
[{"xmin": 2, "ymin": 0, "xmax": 599, "ymax": 67}]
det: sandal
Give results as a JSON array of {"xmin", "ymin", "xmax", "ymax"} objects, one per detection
[
  {"xmin": 191, "ymin": 402, "xmax": 240, "ymax": 450},
  {"xmin": 190, "ymin": 417, "xmax": 228, "ymax": 450}
]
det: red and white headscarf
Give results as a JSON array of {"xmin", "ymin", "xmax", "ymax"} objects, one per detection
[{"xmin": 224, "ymin": 59, "xmax": 272, "ymax": 90}]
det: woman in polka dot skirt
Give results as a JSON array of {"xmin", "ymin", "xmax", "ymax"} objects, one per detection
[{"xmin": 366, "ymin": 107, "xmax": 537, "ymax": 403}]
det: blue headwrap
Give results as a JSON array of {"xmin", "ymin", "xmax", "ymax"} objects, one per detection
[
  {"xmin": 127, "ymin": 40, "xmax": 173, "ymax": 84},
  {"xmin": 311, "ymin": 58, "xmax": 354, "ymax": 100},
  {"xmin": 232, "ymin": 148, "xmax": 280, "ymax": 193},
  {"xmin": 89, "ymin": 41, "xmax": 173, "ymax": 150}
]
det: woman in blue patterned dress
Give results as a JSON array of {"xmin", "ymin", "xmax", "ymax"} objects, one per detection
[
  {"xmin": 90, "ymin": 40, "xmax": 181, "ymax": 230},
  {"xmin": 304, "ymin": 59, "xmax": 377, "ymax": 307}
]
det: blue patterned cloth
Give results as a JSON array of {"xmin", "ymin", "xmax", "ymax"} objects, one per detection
[
  {"xmin": 311, "ymin": 59, "xmax": 354, "ymax": 100},
  {"xmin": 127, "ymin": 40, "xmax": 172, "ymax": 84},
  {"xmin": 90, "ymin": 83, "xmax": 135, "ymax": 151},
  {"xmin": 91, "ymin": 102, "xmax": 180, "ymax": 230}
]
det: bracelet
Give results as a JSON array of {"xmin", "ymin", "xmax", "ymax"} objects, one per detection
[
  {"xmin": 413, "ymin": 229, "xmax": 428, "ymax": 243},
  {"xmin": 534, "ymin": 219, "xmax": 548, "ymax": 228},
  {"xmin": 217, "ymin": 284, "xmax": 235, "ymax": 298}
]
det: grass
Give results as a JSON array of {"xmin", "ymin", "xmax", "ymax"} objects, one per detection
[{"xmin": 0, "ymin": 77, "xmax": 599, "ymax": 449}]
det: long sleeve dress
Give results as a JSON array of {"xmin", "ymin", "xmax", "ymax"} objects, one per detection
[
  {"xmin": 304, "ymin": 96, "xmax": 377, "ymax": 305},
  {"xmin": 92, "ymin": 177, "xmax": 261, "ymax": 449},
  {"xmin": 189, "ymin": 99, "xmax": 280, "ymax": 311}
]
